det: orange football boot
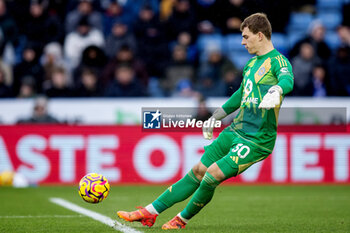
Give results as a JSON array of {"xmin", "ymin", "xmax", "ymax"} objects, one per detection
[
  {"xmin": 162, "ymin": 216, "xmax": 187, "ymax": 230},
  {"xmin": 117, "ymin": 206, "xmax": 158, "ymax": 227}
]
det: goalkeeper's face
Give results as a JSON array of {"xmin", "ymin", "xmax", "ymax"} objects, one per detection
[{"xmin": 241, "ymin": 27, "xmax": 260, "ymax": 55}]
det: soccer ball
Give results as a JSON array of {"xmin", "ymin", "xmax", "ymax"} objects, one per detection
[{"xmin": 78, "ymin": 173, "xmax": 110, "ymax": 203}]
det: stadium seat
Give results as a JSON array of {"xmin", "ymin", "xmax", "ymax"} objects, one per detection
[
  {"xmin": 228, "ymin": 52, "xmax": 252, "ymax": 70},
  {"xmin": 288, "ymin": 13, "xmax": 314, "ymax": 33},
  {"xmin": 316, "ymin": 11, "xmax": 343, "ymax": 30},
  {"xmin": 271, "ymin": 33, "xmax": 288, "ymax": 56},
  {"xmin": 196, "ymin": 33, "xmax": 225, "ymax": 61},
  {"xmin": 317, "ymin": 0, "xmax": 343, "ymax": 11},
  {"xmin": 324, "ymin": 31, "xmax": 341, "ymax": 50},
  {"xmin": 287, "ymin": 31, "xmax": 306, "ymax": 50},
  {"xmin": 225, "ymin": 34, "xmax": 245, "ymax": 52}
]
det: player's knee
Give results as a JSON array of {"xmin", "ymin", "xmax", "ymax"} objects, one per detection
[
  {"xmin": 207, "ymin": 163, "xmax": 226, "ymax": 182},
  {"xmin": 192, "ymin": 162, "xmax": 207, "ymax": 181}
]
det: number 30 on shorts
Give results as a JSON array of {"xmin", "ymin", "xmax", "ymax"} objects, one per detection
[{"xmin": 231, "ymin": 143, "xmax": 250, "ymax": 158}]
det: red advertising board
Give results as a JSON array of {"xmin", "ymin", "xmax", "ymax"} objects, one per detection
[{"xmin": 0, "ymin": 125, "xmax": 349, "ymax": 184}]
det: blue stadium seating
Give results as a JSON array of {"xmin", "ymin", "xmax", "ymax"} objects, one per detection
[
  {"xmin": 324, "ymin": 31, "xmax": 341, "ymax": 50},
  {"xmin": 271, "ymin": 33, "xmax": 288, "ymax": 56},
  {"xmin": 287, "ymin": 31, "xmax": 306, "ymax": 49},
  {"xmin": 228, "ymin": 52, "xmax": 252, "ymax": 70},
  {"xmin": 317, "ymin": 0, "xmax": 344, "ymax": 11},
  {"xmin": 225, "ymin": 34, "xmax": 245, "ymax": 52},
  {"xmin": 288, "ymin": 13, "xmax": 314, "ymax": 33},
  {"xmin": 196, "ymin": 33, "xmax": 225, "ymax": 61},
  {"xmin": 316, "ymin": 11, "xmax": 343, "ymax": 30}
]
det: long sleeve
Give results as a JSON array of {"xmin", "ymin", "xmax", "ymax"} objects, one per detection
[{"xmin": 222, "ymin": 84, "xmax": 243, "ymax": 115}]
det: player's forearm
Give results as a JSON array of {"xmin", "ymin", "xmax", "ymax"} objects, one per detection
[
  {"xmin": 222, "ymin": 86, "xmax": 242, "ymax": 114},
  {"xmin": 277, "ymin": 76, "xmax": 294, "ymax": 95},
  {"xmin": 211, "ymin": 107, "xmax": 227, "ymax": 120}
]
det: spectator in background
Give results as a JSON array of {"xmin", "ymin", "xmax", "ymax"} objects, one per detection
[
  {"xmin": 291, "ymin": 42, "xmax": 321, "ymax": 96},
  {"xmin": 3, "ymin": 0, "xmax": 30, "ymax": 37},
  {"xmin": 41, "ymin": 42, "xmax": 67, "ymax": 81},
  {"xmin": 194, "ymin": 0, "xmax": 218, "ymax": 24},
  {"xmin": 337, "ymin": 25, "xmax": 350, "ymax": 47},
  {"xmin": 217, "ymin": 0, "xmax": 250, "ymax": 34},
  {"xmin": 159, "ymin": 0, "xmax": 176, "ymax": 21},
  {"xmin": 328, "ymin": 46, "xmax": 350, "ymax": 96},
  {"xmin": 262, "ymin": 0, "xmax": 291, "ymax": 33},
  {"xmin": 45, "ymin": 0, "xmax": 69, "ymax": 22},
  {"xmin": 103, "ymin": 1, "xmax": 133, "ymax": 36},
  {"xmin": 121, "ymin": 0, "xmax": 159, "ymax": 20},
  {"xmin": 65, "ymin": 0, "xmax": 103, "ymax": 33},
  {"xmin": 73, "ymin": 45, "xmax": 107, "ymax": 85},
  {"xmin": 133, "ymin": 5, "xmax": 169, "ymax": 77},
  {"xmin": 23, "ymin": 0, "xmax": 63, "ymax": 54},
  {"xmin": 0, "ymin": 0, "xmax": 18, "ymax": 56},
  {"xmin": 44, "ymin": 67, "xmax": 73, "ymax": 97},
  {"xmin": 104, "ymin": 64, "xmax": 147, "ymax": 97},
  {"xmin": 194, "ymin": 95, "xmax": 212, "ymax": 121},
  {"xmin": 17, "ymin": 76, "xmax": 36, "ymax": 98},
  {"xmin": 165, "ymin": 0, "xmax": 197, "ymax": 41},
  {"xmin": 175, "ymin": 31, "xmax": 198, "ymax": 63},
  {"xmin": 0, "ymin": 67, "xmax": 12, "ymax": 97},
  {"xmin": 290, "ymin": 20, "xmax": 331, "ymax": 61},
  {"xmin": 105, "ymin": 19, "xmax": 137, "ymax": 58},
  {"xmin": 74, "ymin": 68, "xmax": 102, "ymax": 97},
  {"xmin": 0, "ymin": 57, "xmax": 13, "ymax": 87},
  {"xmin": 291, "ymin": 0, "xmax": 315, "ymax": 12},
  {"xmin": 171, "ymin": 79, "xmax": 199, "ymax": 97},
  {"xmin": 162, "ymin": 44, "xmax": 195, "ymax": 95},
  {"xmin": 223, "ymin": 67, "xmax": 241, "ymax": 96},
  {"xmin": 64, "ymin": 16, "xmax": 105, "ymax": 70},
  {"xmin": 17, "ymin": 95, "xmax": 60, "ymax": 124},
  {"xmin": 196, "ymin": 44, "xmax": 237, "ymax": 97},
  {"xmin": 102, "ymin": 44, "xmax": 148, "ymax": 87},
  {"xmin": 342, "ymin": 1, "xmax": 350, "ymax": 27},
  {"xmin": 309, "ymin": 64, "xmax": 328, "ymax": 97},
  {"xmin": 13, "ymin": 45, "xmax": 44, "ymax": 96}
]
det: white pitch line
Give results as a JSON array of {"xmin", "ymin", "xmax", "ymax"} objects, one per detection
[
  {"xmin": 50, "ymin": 198, "xmax": 142, "ymax": 233},
  {"xmin": 0, "ymin": 215, "xmax": 84, "ymax": 218}
]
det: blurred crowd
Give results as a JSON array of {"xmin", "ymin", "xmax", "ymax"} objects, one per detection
[{"xmin": 0, "ymin": 0, "xmax": 349, "ymax": 99}]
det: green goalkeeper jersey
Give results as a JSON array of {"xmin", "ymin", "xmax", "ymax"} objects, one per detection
[{"xmin": 222, "ymin": 49, "xmax": 294, "ymax": 153}]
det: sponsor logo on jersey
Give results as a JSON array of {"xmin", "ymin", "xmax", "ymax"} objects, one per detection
[
  {"xmin": 280, "ymin": 67, "xmax": 289, "ymax": 73},
  {"xmin": 254, "ymin": 58, "xmax": 271, "ymax": 83},
  {"xmin": 242, "ymin": 79, "xmax": 258, "ymax": 104},
  {"xmin": 258, "ymin": 67, "xmax": 266, "ymax": 76},
  {"xmin": 244, "ymin": 79, "xmax": 253, "ymax": 95},
  {"xmin": 242, "ymin": 97, "xmax": 258, "ymax": 104}
]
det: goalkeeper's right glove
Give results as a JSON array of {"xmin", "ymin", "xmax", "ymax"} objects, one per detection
[
  {"xmin": 202, "ymin": 107, "xmax": 227, "ymax": 140},
  {"xmin": 202, "ymin": 116, "xmax": 215, "ymax": 140}
]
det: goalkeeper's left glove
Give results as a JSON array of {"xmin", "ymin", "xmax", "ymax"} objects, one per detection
[{"xmin": 258, "ymin": 85, "xmax": 283, "ymax": 110}]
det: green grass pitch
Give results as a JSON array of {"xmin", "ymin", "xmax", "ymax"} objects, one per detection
[{"xmin": 0, "ymin": 185, "xmax": 349, "ymax": 233}]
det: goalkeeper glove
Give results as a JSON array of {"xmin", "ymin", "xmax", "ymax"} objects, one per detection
[
  {"xmin": 202, "ymin": 107, "xmax": 227, "ymax": 140},
  {"xmin": 203, "ymin": 117, "xmax": 215, "ymax": 140},
  {"xmin": 258, "ymin": 85, "xmax": 283, "ymax": 110}
]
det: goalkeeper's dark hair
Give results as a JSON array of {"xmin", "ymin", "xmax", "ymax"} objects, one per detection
[{"xmin": 240, "ymin": 13, "xmax": 272, "ymax": 40}]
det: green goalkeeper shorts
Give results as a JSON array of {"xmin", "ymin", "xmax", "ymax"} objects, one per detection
[{"xmin": 200, "ymin": 126, "xmax": 270, "ymax": 178}]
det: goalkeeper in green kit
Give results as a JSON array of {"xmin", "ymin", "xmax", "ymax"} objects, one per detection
[{"xmin": 117, "ymin": 13, "xmax": 294, "ymax": 229}]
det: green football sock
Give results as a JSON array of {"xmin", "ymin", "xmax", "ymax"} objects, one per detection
[
  {"xmin": 152, "ymin": 169, "xmax": 200, "ymax": 214},
  {"xmin": 180, "ymin": 172, "xmax": 220, "ymax": 220}
]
